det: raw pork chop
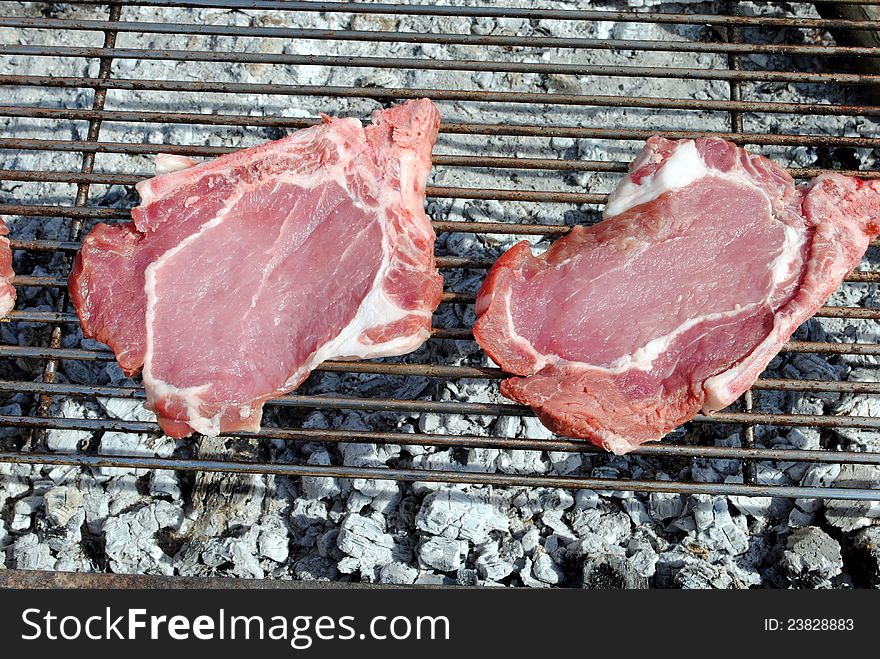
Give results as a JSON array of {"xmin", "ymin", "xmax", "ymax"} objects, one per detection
[
  {"xmin": 474, "ymin": 137, "xmax": 880, "ymax": 454},
  {"xmin": 0, "ymin": 217, "xmax": 15, "ymax": 318},
  {"xmin": 70, "ymin": 99, "xmax": 443, "ymax": 438}
]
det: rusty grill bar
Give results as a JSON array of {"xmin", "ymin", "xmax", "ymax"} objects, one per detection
[{"xmin": 1, "ymin": 0, "xmax": 880, "ymax": 505}]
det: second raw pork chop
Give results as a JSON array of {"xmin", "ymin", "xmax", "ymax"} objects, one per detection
[
  {"xmin": 474, "ymin": 137, "xmax": 880, "ymax": 454},
  {"xmin": 0, "ymin": 217, "xmax": 16, "ymax": 318},
  {"xmin": 70, "ymin": 99, "xmax": 443, "ymax": 438}
]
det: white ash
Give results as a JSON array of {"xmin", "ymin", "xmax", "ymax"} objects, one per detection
[
  {"xmin": 46, "ymin": 399, "xmax": 94, "ymax": 452},
  {"xmin": 301, "ymin": 447, "xmax": 342, "ymax": 500},
  {"xmin": 418, "ymin": 535, "xmax": 467, "ymax": 572},
  {"xmin": 416, "ymin": 487, "xmax": 509, "ymax": 543},
  {"xmin": 97, "ymin": 432, "xmax": 176, "ymax": 478},
  {"xmin": 674, "ymin": 560, "xmax": 740, "ymax": 589},
  {"xmin": 824, "ymin": 465, "xmax": 880, "ymax": 532},
  {"xmin": 781, "ymin": 527, "xmax": 844, "ymax": 589},
  {"xmin": 379, "ymin": 561, "xmax": 419, "ymax": 585},
  {"xmin": 103, "ymin": 501, "xmax": 182, "ymax": 576},
  {"xmin": 336, "ymin": 513, "xmax": 400, "ymax": 579}
]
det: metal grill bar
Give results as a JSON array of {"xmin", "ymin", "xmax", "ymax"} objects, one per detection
[
  {"xmin": 4, "ymin": 74, "xmax": 879, "ymax": 118},
  {"xmin": 0, "ymin": 450, "xmax": 876, "ymax": 501},
  {"xmin": 6, "ymin": 203, "xmax": 880, "ymax": 254},
  {"xmin": 1, "ymin": 146, "xmax": 877, "ymax": 185},
  {"xmin": 7, "ymin": 302, "xmax": 880, "ymax": 322},
  {"xmin": 2, "ymin": 44, "xmax": 879, "ymax": 87},
  {"xmin": 0, "ymin": 413, "xmax": 879, "ymax": 458},
  {"xmin": 6, "ymin": 237, "xmax": 880, "ymax": 277},
  {"xmin": 54, "ymin": 0, "xmax": 880, "ymax": 30},
  {"xmin": 5, "ymin": 133, "xmax": 880, "ymax": 155},
  {"xmin": 6, "ymin": 75, "xmax": 880, "ymax": 116},
  {"xmin": 2, "ymin": 336, "xmax": 880, "ymax": 361},
  {"xmin": 3, "ymin": 16, "xmax": 880, "ymax": 57},
  {"xmin": 0, "ymin": 376, "xmax": 878, "ymax": 409}
]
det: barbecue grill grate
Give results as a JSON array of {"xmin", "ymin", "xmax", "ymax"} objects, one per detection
[{"xmin": 1, "ymin": 0, "xmax": 880, "ymax": 511}]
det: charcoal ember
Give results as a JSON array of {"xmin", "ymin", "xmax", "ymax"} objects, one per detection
[
  {"xmin": 200, "ymin": 533, "xmax": 265, "ymax": 579},
  {"xmin": 532, "ymin": 552, "xmax": 565, "ymax": 585},
  {"xmin": 45, "ymin": 495, "xmax": 86, "ymax": 555},
  {"xmin": 378, "ymin": 561, "xmax": 418, "ymax": 585},
  {"xmin": 690, "ymin": 460, "xmax": 722, "ymax": 483},
  {"xmin": 548, "ymin": 451, "xmax": 582, "ymax": 475},
  {"xmin": 654, "ymin": 546, "xmax": 701, "ymax": 588},
  {"xmin": 568, "ymin": 509, "xmax": 632, "ymax": 553},
  {"xmin": 353, "ymin": 477, "xmax": 401, "ymax": 516},
  {"xmin": 77, "ymin": 474, "xmax": 110, "ymax": 533},
  {"xmin": 728, "ymin": 542, "xmax": 766, "ymax": 589},
  {"xmin": 43, "ymin": 485, "xmax": 84, "ymax": 527},
  {"xmin": 626, "ymin": 527, "xmax": 664, "ymax": 578},
  {"xmin": 11, "ymin": 495, "xmax": 41, "ymax": 531},
  {"xmin": 641, "ymin": 492, "xmax": 672, "ymax": 523},
  {"xmin": 781, "ymin": 527, "xmax": 844, "ymax": 588},
  {"xmin": 257, "ymin": 522, "xmax": 289, "ymax": 564},
  {"xmin": 46, "ymin": 399, "xmax": 93, "ymax": 452},
  {"xmin": 543, "ymin": 532, "xmax": 573, "ymax": 563},
  {"xmin": 541, "ymin": 510, "xmax": 576, "ymax": 540},
  {"xmin": 288, "ymin": 554, "xmax": 335, "ymax": 581},
  {"xmin": 729, "ymin": 495, "xmax": 776, "ymax": 525},
  {"xmin": 336, "ymin": 513, "xmax": 399, "ymax": 575},
  {"xmin": 520, "ymin": 417, "xmax": 555, "ymax": 440},
  {"xmin": 674, "ymin": 561, "xmax": 740, "ymax": 589},
  {"xmin": 492, "ymin": 414, "xmax": 520, "ymax": 437},
  {"xmin": 497, "ymin": 449, "xmax": 549, "ymax": 474},
  {"xmin": 12, "ymin": 533, "xmax": 54, "ymax": 570},
  {"xmin": 97, "ymin": 396, "xmax": 155, "ymax": 422},
  {"xmin": 513, "ymin": 487, "xmax": 574, "ymax": 515},
  {"xmin": 824, "ymin": 465, "xmax": 880, "ymax": 532},
  {"xmin": 475, "ymin": 540, "xmax": 518, "ymax": 581},
  {"xmin": 520, "ymin": 527, "xmax": 541, "ymax": 555},
  {"xmin": 622, "ymin": 498, "xmax": 652, "ymax": 526},
  {"xmin": 149, "ymin": 470, "xmax": 181, "ymax": 500},
  {"xmin": 103, "ymin": 501, "xmax": 183, "ymax": 576},
  {"xmin": 627, "ymin": 547, "xmax": 658, "ymax": 578},
  {"xmin": 465, "ymin": 447, "xmax": 501, "ymax": 473},
  {"xmin": 801, "ymin": 463, "xmax": 841, "ymax": 488},
  {"xmin": 0, "ymin": 519, "xmax": 7, "ymax": 551},
  {"xmin": 418, "ymin": 536, "xmax": 466, "ymax": 572},
  {"xmin": 301, "ymin": 447, "xmax": 342, "ymax": 500},
  {"xmin": 580, "ymin": 552, "xmax": 648, "ymax": 589},
  {"xmin": 415, "ymin": 487, "xmax": 508, "ymax": 543},
  {"xmin": 444, "ymin": 569, "xmax": 473, "ymax": 588},
  {"xmin": 849, "ymin": 526, "xmax": 880, "ymax": 588},
  {"xmin": 833, "ymin": 368, "xmax": 880, "ymax": 451},
  {"xmin": 788, "ymin": 507, "xmax": 815, "ymax": 529},
  {"xmin": 783, "ymin": 428, "xmax": 821, "ymax": 450},
  {"xmin": 317, "ymin": 528, "xmax": 343, "ymax": 561},
  {"xmin": 410, "ymin": 449, "xmax": 468, "ymax": 481},
  {"xmin": 517, "ymin": 556, "xmax": 549, "ymax": 588},
  {"xmin": 574, "ymin": 489, "xmax": 600, "ymax": 510},
  {"xmin": 690, "ymin": 495, "xmax": 749, "ymax": 555},
  {"xmin": 414, "ymin": 571, "xmax": 453, "ymax": 586},
  {"xmin": 757, "ymin": 463, "xmax": 790, "ymax": 486},
  {"xmin": 98, "ymin": 431, "xmax": 176, "ymax": 477},
  {"xmin": 346, "ymin": 490, "xmax": 372, "ymax": 513},
  {"xmin": 289, "ymin": 498, "xmax": 329, "ymax": 532}
]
